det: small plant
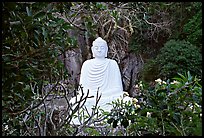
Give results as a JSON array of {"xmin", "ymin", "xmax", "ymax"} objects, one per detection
[{"xmin": 106, "ymin": 93, "xmax": 140, "ymax": 128}]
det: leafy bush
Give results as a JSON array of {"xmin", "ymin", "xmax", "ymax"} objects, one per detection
[
  {"xmin": 141, "ymin": 39, "xmax": 202, "ymax": 82},
  {"xmin": 157, "ymin": 40, "xmax": 201, "ymax": 79},
  {"xmin": 2, "ymin": 2, "xmax": 75, "ymax": 136},
  {"xmin": 106, "ymin": 71, "xmax": 202, "ymax": 136},
  {"xmin": 183, "ymin": 9, "xmax": 202, "ymax": 49}
]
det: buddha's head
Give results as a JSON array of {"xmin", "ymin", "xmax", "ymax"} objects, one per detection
[{"xmin": 92, "ymin": 37, "xmax": 108, "ymax": 58}]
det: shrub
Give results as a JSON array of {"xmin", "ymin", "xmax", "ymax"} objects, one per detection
[
  {"xmin": 141, "ymin": 39, "xmax": 202, "ymax": 82},
  {"xmin": 106, "ymin": 71, "xmax": 202, "ymax": 136}
]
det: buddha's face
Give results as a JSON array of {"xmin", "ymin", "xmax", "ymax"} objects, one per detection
[{"xmin": 92, "ymin": 42, "xmax": 107, "ymax": 58}]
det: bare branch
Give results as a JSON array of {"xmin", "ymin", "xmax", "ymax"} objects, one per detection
[
  {"xmin": 53, "ymin": 12, "xmax": 86, "ymax": 31},
  {"xmin": 10, "ymin": 80, "xmax": 61, "ymax": 116}
]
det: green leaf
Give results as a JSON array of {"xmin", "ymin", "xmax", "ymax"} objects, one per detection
[
  {"xmin": 57, "ymin": 18, "xmax": 65, "ymax": 24},
  {"xmin": 96, "ymin": 3, "xmax": 103, "ymax": 9},
  {"xmin": 173, "ymin": 112, "xmax": 181, "ymax": 124},
  {"xmin": 187, "ymin": 71, "xmax": 192, "ymax": 82},
  {"xmin": 177, "ymin": 72, "xmax": 187, "ymax": 82},
  {"xmin": 62, "ymin": 23, "xmax": 72, "ymax": 30},
  {"xmin": 34, "ymin": 11, "xmax": 46, "ymax": 19}
]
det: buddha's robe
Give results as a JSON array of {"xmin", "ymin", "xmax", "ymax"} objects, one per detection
[{"xmin": 79, "ymin": 58, "xmax": 123, "ymax": 112}]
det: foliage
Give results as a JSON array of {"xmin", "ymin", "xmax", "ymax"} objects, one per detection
[
  {"xmin": 128, "ymin": 2, "xmax": 184, "ymax": 57},
  {"xmin": 182, "ymin": 2, "xmax": 202, "ymax": 49},
  {"xmin": 128, "ymin": 2, "xmax": 202, "ymax": 84},
  {"xmin": 171, "ymin": 2, "xmax": 202, "ymax": 50},
  {"xmin": 156, "ymin": 39, "xmax": 202, "ymax": 80},
  {"xmin": 141, "ymin": 39, "xmax": 202, "ymax": 82},
  {"xmin": 106, "ymin": 71, "xmax": 202, "ymax": 136},
  {"xmin": 129, "ymin": 2, "xmax": 202, "ymax": 63},
  {"xmin": 2, "ymin": 2, "xmax": 76, "ymax": 136},
  {"xmin": 106, "ymin": 95, "xmax": 141, "ymax": 129},
  {"xmin": 2, "ymin": 2, "xmax": 202, "ymax": 136}
]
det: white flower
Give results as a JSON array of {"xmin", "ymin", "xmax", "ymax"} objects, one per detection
[
  {"xmin": 139, "ymin": 83, "xmax": 143, "ymax": 87},
  {"xmin": 194, "ymin": 103, "xmax": 200, "ymax": 107},
  {"xmin": 5, "ymin": 125, "xmax": 8, "ymax": 131},
  {"xmin": 189, "ymin": 104, "xmax": 193, "ymax": 110},
  {"xmin": 170, "ymin": 80, "xmax": 180, "ymax": 85},
  {"xmin": 123, "ymin": 96, "xmax": 132, "ymax": 103},
  {"xmin": 123, "ymin": 91, "xmax": 129, "ymax": 97},
  {"xmin": 135, "ymin": 84, "xmax": 139, "ymax": 88},
  {"xmin": 162, "ymin": 81, "xmax": 167, "ymax": 84},
  {"xmin": 155, "ymin": 78, "xmax": 162, "ymax": 85},
  {"xmin": 133, "ymin": 102, "xmax": 140, "ymax": 109},
  {"xmin": 136, "ymin": 104, "xmax": 140, "ymax": 108},
  {"xmin": 146, "ymin": 112, "xmax": 151, "ymax": 117},
  {"xmin": 132, "ymin": 98, "xmax": 138, "ymax": 104},
  {"xmin": 185, "ymin": 82, "xmax": 189, "ymax": 85}
]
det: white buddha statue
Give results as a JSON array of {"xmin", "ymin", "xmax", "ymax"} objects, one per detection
[{"xmin": 70, "ymin": 37, "xmax": 123, "ymax": 123}]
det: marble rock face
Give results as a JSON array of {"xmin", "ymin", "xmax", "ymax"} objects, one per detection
[{"xmin": 70, "ymin": 37, "xmax": 123, "ymax": 124}]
